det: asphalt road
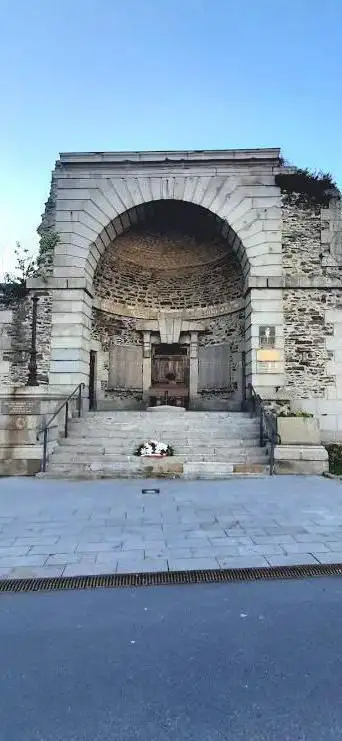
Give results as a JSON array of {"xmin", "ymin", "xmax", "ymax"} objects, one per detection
[{"xmin": 1, "ymin": 577, "xmax": 342, "ymax": 740}]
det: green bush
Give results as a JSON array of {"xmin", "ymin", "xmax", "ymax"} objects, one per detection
[{"xmin": 326, "ymin": 444, "xmax": 342, "ymax": 475}]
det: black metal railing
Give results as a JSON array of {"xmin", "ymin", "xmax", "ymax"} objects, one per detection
[
  {"xmin": 37, "ymin": 383, "xmax": 85, "ymax": 472},
  {"xmin": 247, "ymin": 384, "xmax": 280, "ymax": 475}
]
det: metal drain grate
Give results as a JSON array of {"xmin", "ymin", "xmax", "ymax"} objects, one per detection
[{"xmin": 1, "ymin": 563, "xmax": 342, "ymax": 594}]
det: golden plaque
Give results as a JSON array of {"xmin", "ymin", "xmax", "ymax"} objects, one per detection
[{"xmin": 256, "ymin": 349, "xmax": 280, "ymax": 362}]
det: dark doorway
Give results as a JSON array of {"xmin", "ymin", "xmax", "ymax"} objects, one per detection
[
  {"xmin": 150, "ymin": 343, "xmax": 189, "ymax": 408},
  {"xmin": 89, "ymin": 350, "xmax": 97, "ymax": 411},
  {"xmin": 152, "ymin": 344, "xmax": 189, "ymax": 386}
]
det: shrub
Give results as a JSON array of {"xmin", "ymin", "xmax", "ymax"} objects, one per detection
[{"xmin": 325, "ymin": 444, "xmax": 342, "ymax": 475}]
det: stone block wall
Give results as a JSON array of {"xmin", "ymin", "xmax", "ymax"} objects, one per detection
[
  {"xmin": 282, "ymin": 192, "xmax": 342, "ymax": 281},
  {"xmin": 91, "ymin": 308, "xmax": 142, "ymax": 350},
  {"xmin": 93, "ymin": 223, "xmax": 243, "ymax": 313},
  {"xmin": 283, "ymin": 288, "xmax": 338, "ymax": 398},
  {"xmin": 0, "ymin": 290, "xmax": 52, "ymax": 387}
]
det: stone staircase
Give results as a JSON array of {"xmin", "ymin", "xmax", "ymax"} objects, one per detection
[{"xmin": 40, "ymin": 409, "xmax": 270, "ymax": 479}]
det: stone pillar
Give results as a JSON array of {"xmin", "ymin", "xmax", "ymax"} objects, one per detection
[
  {"xmin": 49, "ymin": 286, "xmax": 93, "ymax": 388},
  {"xmin": 245, "ymin": 282, "xmax": 285, "ymax": 395},
  {"xmin": 142, "ymin": 331, "xmax": 151, "ymax": 404},
  {"xmin": 189, "ymin": 331, "xmax": 199, "ymax": 406}
]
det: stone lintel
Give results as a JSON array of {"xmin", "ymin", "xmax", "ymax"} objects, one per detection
[
  {"xmin": 135, "ymin": 318, "xmax": 207, "ymax": 339},
  {"xmin": 58, "ymin": 148, "xmax": 281, "ymax": 168}
]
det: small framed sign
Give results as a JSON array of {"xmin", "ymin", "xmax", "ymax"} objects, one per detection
[{"xmin": 259, "ymin": 326, "xmax": 276, "ymax": 348}]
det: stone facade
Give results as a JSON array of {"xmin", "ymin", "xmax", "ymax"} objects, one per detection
[
  {"xmin": 278, "ymin": 190, "xmax": 342, "ymax": 436},
  {"xmin": 1, "ymin": 148, "xmax": 342, "ymax": 474}
]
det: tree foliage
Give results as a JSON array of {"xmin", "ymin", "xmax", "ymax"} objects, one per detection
[{"xmin": 3, "ymin": 243, "xmax": 37, "ymax": 286}]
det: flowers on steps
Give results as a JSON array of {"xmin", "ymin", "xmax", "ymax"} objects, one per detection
[{"xmin": 134, "ymin": 440, "xmax": 174, "ymax": 457}]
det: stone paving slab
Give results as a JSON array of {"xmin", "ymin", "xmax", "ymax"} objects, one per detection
[{"xmin": 0, "ymin": 476, "xmax": 342, "ymax": 579}]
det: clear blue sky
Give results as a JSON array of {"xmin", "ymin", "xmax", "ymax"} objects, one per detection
[{"xmin": 0, "ymin": 0, "xmax": 341, "ymax": 275}]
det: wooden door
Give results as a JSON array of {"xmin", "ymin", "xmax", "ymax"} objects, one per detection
[{"xmin": 152, "ymin": 344, "xmax": 189, "ymax": 387}]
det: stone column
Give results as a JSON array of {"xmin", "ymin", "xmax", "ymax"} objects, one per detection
[
  {"xmin": 49, "ymin": 287, "xmax": 93, "ymax": 388},
  {"xmin": 142, "ymin": 331, "xmax": 151, "ymax": 404},
  {"xmin": 27, "ymin": 277, "xmax": 93, "ymax": 391},
  {"xmin": 245, "ymin": 282, "xmax": 285, "ymax": 395},
  {"xmin": 189, "ymin": 331, "xmax": 199, "ymax": 407}
]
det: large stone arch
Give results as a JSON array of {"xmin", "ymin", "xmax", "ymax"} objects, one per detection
[
  {"xmin": 87, "ymin": 195, "xmax": 251, "ymax": 283},
  {"xmin": 90, "ymin": 198, "xmax": 247, "ymax": 409},
  {"xmin": 92, "ymin": 199, "xmax": 245, "ymax": 316},
  {"xmin": 52, "ymin": 168, "xmax": 282, "ymax": 283},
  {"xmin": 45, "ymin": 150, "xmax": 284, "ymax": 394}
]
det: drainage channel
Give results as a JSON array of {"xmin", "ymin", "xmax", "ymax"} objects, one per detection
[{"xmin": 1, "ymin": 563, "xmax": 342, "ymax": 594}]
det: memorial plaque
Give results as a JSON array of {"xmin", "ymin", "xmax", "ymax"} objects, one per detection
[
  {"xmin": 1, "ymin": 399, "xmax": 40, "ymax": 416},
  {"xmin": 256, "ymin": 349, "xmax": 280, "ymax": 362},
  {"xmin": 257, "ymin": 360, "xmax": 278, "ymax": 374}
]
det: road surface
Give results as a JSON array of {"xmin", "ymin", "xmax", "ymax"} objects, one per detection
[{"xmin": 1, "ymin": 577, "xmax": 342, "ymax": 740}]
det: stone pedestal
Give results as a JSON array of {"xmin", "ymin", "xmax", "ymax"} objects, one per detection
[
  {"xmin": 274, "ymin": 445, "xmax": 329, "ymax": 475},
  {"xmin": 0, "ymin": 386, "xmax": 85, "ymax": 476},
  {"xmin": 147, "ymin": 405, "xmax": 186, "ymax": 413},
  {"xmin": 277, "ymin": 417, "xmax": 320, "ymax": 445}
]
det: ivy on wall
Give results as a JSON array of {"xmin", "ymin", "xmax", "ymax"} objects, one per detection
[{"xmin": 276, "ymin": 166, "xmax": 337, "ymax": 206}]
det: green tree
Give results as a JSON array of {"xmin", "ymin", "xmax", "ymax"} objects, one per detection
[{"xmin": 4, "ymin": 242, "xmax": 37, "ymax": 286}]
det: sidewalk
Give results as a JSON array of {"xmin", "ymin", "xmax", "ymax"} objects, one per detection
[{"xmin": 0, "ymin": 476, "xmax": 342, "ymax": 579}]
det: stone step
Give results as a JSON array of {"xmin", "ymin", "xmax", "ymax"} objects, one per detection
[
  {"xmin": 38, "ymin": 461, "xmax": 270, "ymax": 480},
  {"xmin": 75, "ymin": 412, "xmax": 256, "ymax": 424},
  {"xmin": 75, "ymin": 413, "xmax": 256, "ymax": 422},
  {"xmin": 59, "ymin": 437, "xmax": 261, "ymax": 448},
  {"xmin": 68, "ymin": 427, "xmax": 259, "ymax": 441},
  {"xmin": 77, "ymin": 425, "xmax": 259, "ymax": 430},
  {"xmin": 183, "ymin": 462, "xmax": 270, "ymax": 479},
  {"xmin": 69, "ymin": 427, "xmax": 260, "ymax": 436},
  {"xmin": 41, "ymin": 408, "xmax": 268, "ymax": 479},
  {"xmin": 49, "ymin": 451, "xmax": 268, "ymax": 464},
  {"xmin": 85, "ymin": 411, "xmax": 251, "ymax": 418}
]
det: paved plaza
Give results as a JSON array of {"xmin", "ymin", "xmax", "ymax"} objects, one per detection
[{"xmin": 0, "ymin": 476, "xmax": 342, "ymax": 579}]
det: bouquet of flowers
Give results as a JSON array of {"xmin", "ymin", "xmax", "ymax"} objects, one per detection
[{"xmin": 134, "ymin": 440, "xmax": 174, "ymax": 457}]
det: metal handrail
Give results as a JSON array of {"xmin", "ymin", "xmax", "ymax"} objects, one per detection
[
  {"xmin": 37, "ymin": 383, "xmax": 85, "ymax": 472},
  {"xmin": 247, "ymin": 383, "xmax": 280, "ymax": 475}
]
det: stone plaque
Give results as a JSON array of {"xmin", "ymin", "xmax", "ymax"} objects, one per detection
[
  {"xmin": 1, "ymin": 399, "xmax": 41, "ymax": 416},
  {"xmin": 259, "ymin": 326, "xmax": 275, "ymax": 348},
  {"xmin": 108, "ymin": 345, "xmax": 143, "ymax": 389},
  {"xmin": 198, "ymin": 344, "xmax": 231, "ymax": 390}
]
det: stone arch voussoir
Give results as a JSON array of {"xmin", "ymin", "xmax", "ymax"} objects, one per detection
[{"xmin": 87, "ymin": 192, "xmax": 250, "ymax": 282}]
